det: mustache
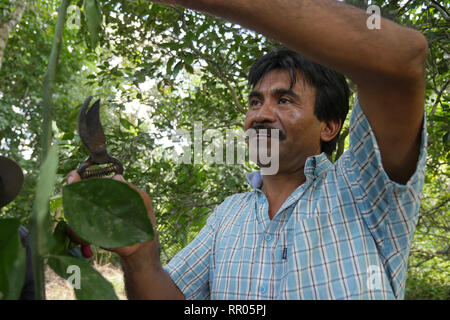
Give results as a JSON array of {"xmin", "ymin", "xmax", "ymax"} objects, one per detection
[{"xmin": 248, "ymin": 123, "xmax": 286, "ymax": 141}]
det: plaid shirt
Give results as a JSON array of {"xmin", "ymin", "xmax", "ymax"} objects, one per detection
[{"xmin": 163, "ymin": 99, "xmax": 427, "ymax": 299}]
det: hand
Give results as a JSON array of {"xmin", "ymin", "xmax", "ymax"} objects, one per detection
[{"xmin": 65, "ymin": 171, "xmax": 158, "ymax": 259}]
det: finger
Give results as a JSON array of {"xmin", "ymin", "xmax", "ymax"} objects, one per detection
[
  {"xmin": 66, "ymin": 170, "xmax": 81, "ymax": 184},
  {"xmin": 112, "ymin": 174, "xmax": 125, "ymax": 182},
  {"xmin": 112, "ymin": 174, "xmax": 142, "ymax": 194}
]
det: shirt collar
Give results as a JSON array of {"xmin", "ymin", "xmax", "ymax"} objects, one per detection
[
  {"xmin": 304, "ymin": 152, "xmax": 332, "ymax": 180},
  {"xmin": 246, "ymin": 171, "xmax": 263, "ymax": 190},
  {"xmin": 246, "ymin": 152, "xmax": 332, "ymax": 190}
]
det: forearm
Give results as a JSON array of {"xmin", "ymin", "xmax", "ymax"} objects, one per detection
[
  {"xmin": 175, "ymin": 0, "xmax": 427, "ymax": 85},
  {"xmin": 121, "ymin": 240, "xmax": 185, "ymax": 300}
]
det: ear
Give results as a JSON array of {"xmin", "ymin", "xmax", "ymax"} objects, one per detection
[{"xmin": 320, "ymin": 118, "xmax": 341, "ymax": 143}]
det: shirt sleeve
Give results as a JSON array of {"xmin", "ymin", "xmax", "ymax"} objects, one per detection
[
  {"xmin": 163, "ymin": 207, "xmax": 218, "ymax": 300},
  {"xmin": 346, "ymin": 97, "xmax": 427, "ymax": 267}
]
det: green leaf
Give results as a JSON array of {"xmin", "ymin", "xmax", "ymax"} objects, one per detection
[
  {"xmin": 172, "ymin": 61, "xmax": 183, "ymax": 79},
  {"xmin": 183, "ymin": 52, "xmax": 194, "ymax": 66},
  {"xmin": 443, "ymin": 131, "xmax": 449, "ymax": 145},
  {"xmin": 184, "ymin": 31, "xmax": 195, "ymax": 44},
  {"xmin": 195, "ymin": 22, "xmax": 209, "ymax": 38},
  {"xmin": 29, "ymin": 144, "xmax": 59, "ymax": 299},
  {"xmin": 51, "ymin": 221, "xmax": 71, "ymax": 255},
  {"xmin": 166, "ymin": 57, "xmax": 175, "ymax": 75},
  {"xmin": 61, "ymin": 132, "xmax": 74, "ymax": 140},
  {"xmin": 31, "ymin": 145, "xmax": 59, "ymax": 255},
  {"xmin": 185, "ymin": 63, "xmax": 194, "ymax": 74},
  {"xmin": 83, "ymin": 0, "xmax": 103, "ymax": 48},
  {"xmin": 62, "ymin": 179, "xmax": 154, "ymax": 248},
  {"xmin": 49, "ymin": 194, "xmax": 62, "ymax": 213},
  {"xmin": 47, "ymin": 255, "xmax": 118, "ymax": 300},
  {"xmin": 0, "ymin": 219, "xmax": 26, "ymax": 300},
  {"xmin": 120, "ymin": 117, "xmax": 133, "ymax": 130}
]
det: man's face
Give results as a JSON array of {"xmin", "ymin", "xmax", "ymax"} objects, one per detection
[{"xmin": 244, "ymin": 69, "xmax": 324, "ymax": 174}]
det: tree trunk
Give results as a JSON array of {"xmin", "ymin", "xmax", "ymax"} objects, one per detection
[{"xmin": 0, "ymin": 0, "xmax": 28, "ymax": 71}]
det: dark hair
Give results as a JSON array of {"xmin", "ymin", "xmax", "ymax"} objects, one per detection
[{"xmin": 248, "ymin": 48, "xmax": 350, "ymax": 155}]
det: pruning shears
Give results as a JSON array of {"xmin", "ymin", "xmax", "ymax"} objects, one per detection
[
  {"xmin": 77, "ymin": 96, "xmax": 123, "ymax": 179},
  {"xmin": 71, "ymin": 96, "xmax": 124, "ymax": 258}
]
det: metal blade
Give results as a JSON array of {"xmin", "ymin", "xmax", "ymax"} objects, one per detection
[{"xmin": 78, "ymin": 97, "xmax": 109, "ymax": 164}]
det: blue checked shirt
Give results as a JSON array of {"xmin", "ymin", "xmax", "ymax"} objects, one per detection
[{"xmin": 163, "ymin": 99, "xmax": 427, "ymax": 299}]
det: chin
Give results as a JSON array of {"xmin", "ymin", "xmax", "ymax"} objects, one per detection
[{"xmin": 249, "ymin": 145, "xmax": 281, "ymax": 176}]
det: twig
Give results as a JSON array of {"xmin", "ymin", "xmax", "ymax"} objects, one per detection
[
  {"xmin": 428, "ymin": 78, "xmax": 450, "ymax": 130},
  {"xmin": 426, "ymin": 0, "xmax": 450, "ymax": 21}
]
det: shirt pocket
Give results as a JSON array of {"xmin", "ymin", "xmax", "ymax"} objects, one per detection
[{"xmin": 282, "ymin": 215, "xmax": 361, "ymax": 299}]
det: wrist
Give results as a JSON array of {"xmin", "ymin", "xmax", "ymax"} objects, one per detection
[{"xmin": 120, "ymin": 240, "xmax": 162, "ymax": 272}]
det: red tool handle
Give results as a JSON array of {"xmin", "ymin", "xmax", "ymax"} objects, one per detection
[{"xmin": 81, "ymin": 244, "xmax": 93, "ymax": 259}]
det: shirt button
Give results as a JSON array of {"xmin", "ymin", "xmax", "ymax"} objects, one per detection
[
  {"xmin": 259, "ymin": 285, "xmax": 267, "ymax": 294},
  {"xmin": 265, "ymin": 234, "xmax": 273, "ymax": 242}
]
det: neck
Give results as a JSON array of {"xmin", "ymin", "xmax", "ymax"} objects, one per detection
[{"xmin": 261, "ymin": 166, "xmax": 306, "ymax": 220}]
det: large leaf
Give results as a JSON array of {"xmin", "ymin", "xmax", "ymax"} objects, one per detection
[
  {"xmin": 83, "ymin": 0, "xmax": 103, "ymax": 48},
  {"xmin": 48, "ymin": 255, "xmax": 118, "ymax": 300},
  {"xmin": 62, "ymin": 178, "xmax": 154, "ymax": 248},
  {"xmin": 0, "ymin": 219, "xmax": 26, "ymax": 300}
]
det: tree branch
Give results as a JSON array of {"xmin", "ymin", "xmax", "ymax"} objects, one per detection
[
  {"xmin": 0, "ymin": 0, "xmax": 28, "ymax": 70},
  {"xmin": 192, "ymin": 47, "xmax": 247, "ymax": 115},
  {"xmin": 426, "ymin": 0, "xmax": 450, "ymax": 21},
  {"xmin": 428, "ymin": 78, "xmax": 450, "ymax": 130}
]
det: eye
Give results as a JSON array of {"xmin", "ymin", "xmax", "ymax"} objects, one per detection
[
  {"xmin": 279, "ymin": 97, "xmax": 291, "ymax": 104},
  {"xmin": 249, "ymin": 99, "xmax": 262, "ymax": 107}
]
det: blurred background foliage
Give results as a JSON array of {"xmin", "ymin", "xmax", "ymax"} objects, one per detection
[{"xmin": 0, "ymin": 0, "xmax": 448, "ymax": 299}]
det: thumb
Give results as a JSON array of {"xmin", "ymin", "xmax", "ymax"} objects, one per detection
[{"xmin": 66, "ymin": 170, "xmax": 81, "ymax": 184}]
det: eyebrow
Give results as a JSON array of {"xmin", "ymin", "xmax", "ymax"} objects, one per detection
[
  {"xmin": 248, "ymin": 90, "xmax": 264, "ymax": 100},
  {"xmin": 248, "ymin": 88, "xmax": 301, "ymax": 102},
  {"xmin": 273, "ymin": 88, "xmax": 301, "ymax": 102}
]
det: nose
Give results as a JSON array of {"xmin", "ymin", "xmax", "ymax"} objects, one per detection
[{"xmin": 252, "ymin": 103, "xmax": 276, "ymax": 125}]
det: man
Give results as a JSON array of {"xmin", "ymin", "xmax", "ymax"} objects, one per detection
[{"xmin": 68, "ymin": 0, "xmax": 428, "ymax": 299}]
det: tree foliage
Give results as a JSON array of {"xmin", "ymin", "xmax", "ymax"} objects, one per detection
[{"xmin": 0, "ymin": 0, "xmax": 448, "ymax": 299}]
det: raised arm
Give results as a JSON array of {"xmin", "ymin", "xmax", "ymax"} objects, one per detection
[{"xmin": 167, "ymin": 0, "xmax": 427, "ymax": 183}]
